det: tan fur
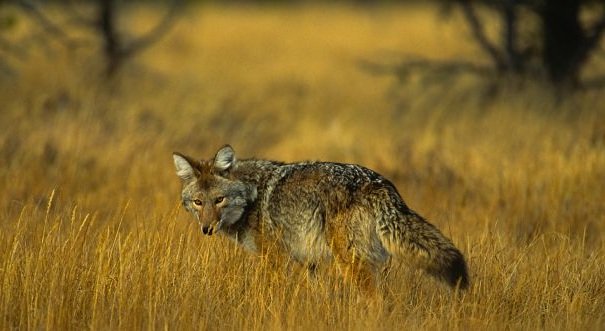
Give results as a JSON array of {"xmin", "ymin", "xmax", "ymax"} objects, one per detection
[{"xmin": 173, "ymin": 145, "xmax": 469, "ymax": 295}]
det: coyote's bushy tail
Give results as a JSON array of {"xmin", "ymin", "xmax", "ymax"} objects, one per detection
[{"xmin": 377, "ymin": 210, "xmax": 469, "ymax": 289}]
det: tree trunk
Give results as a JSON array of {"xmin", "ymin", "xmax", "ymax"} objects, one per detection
[
  {"xmin": 98, "ymin": 0, "xmax": 122, "ymax": 76},
  {"xmin": 502, "ymin": 0, "xmax": 522, "ymax": 73},
  {"xmin": 540, "ymin": 0, "xmax": 584, "ymax": 87}
]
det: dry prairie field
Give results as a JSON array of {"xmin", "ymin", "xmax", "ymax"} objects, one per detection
[{"xmin": 1, "ymin": 3, "xmax": 605, "ymax": 330}]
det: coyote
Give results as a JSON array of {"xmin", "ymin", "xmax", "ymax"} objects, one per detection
[{"xmin": 173, "ymin": 145, "xmax": 469, "ymax": 294}]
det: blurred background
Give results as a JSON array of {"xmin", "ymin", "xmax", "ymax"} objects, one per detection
[
  {"xmin": 1, "ymin": 0, "xmax": 604, "ymax": 230},
  {"xmin": 1, "ymin": 0, "xmax": 604, "ymax": 328}
]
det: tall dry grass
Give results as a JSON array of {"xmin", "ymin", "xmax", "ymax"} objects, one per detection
[{"xmin": 1, "ymin": 3, "xmax": 604, "ymax": 330}]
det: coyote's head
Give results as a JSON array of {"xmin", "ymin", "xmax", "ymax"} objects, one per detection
[{"xmin": 172, "ymin": 145, "xmax": 256, "ymax": 235}]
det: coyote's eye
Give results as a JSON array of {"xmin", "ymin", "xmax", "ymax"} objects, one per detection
[
  {"xmin": 193, "ymin": 199, "xmax": 203, "ymax": 206},
  {"xmin": 214, "ymin": 196, "xmax": 224, "ymax": 204}
]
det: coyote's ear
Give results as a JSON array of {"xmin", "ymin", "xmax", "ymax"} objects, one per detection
[
  {"xmin": 173, "ymin": 153, "xmax": 198, "ymax": 182},
  {"xmin": 214, "ymin": 145, "xmax": 236, "ymax": 172}
]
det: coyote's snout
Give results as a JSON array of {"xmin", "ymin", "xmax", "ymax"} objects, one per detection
[{"xmin": 173, "ymin": 145, "xmax": 469, "ymax": 294}]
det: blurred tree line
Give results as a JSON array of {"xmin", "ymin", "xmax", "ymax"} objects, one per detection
[
  {"xmin": 444, "ymin": 0, "xmax": 605, "ymax": 89},
  {"xmin": 1, "ymin": 0, "xmax": 605, "ymax": 90},
  {"xmin": 0, "ymin": 0, "xmax": 180, "ymax": 77}
]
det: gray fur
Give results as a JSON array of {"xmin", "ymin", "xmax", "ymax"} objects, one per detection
[{"xmin": 173, "ymin": 146, "xmax": 469, "ymax": 291}]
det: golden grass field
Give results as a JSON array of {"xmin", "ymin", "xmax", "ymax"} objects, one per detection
[{"xmin": 1, "ymin": 3, "xmax": 605, "ymax": 330}]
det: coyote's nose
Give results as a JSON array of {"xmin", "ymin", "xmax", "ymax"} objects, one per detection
[{"xmin": 202, "ymin": 226, "xmax": 213, "ymax": 235}]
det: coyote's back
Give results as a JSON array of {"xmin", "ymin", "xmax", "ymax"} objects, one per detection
[{"xmin": 173, "ymin": 145, "xmax": 469, "ymax": 293}]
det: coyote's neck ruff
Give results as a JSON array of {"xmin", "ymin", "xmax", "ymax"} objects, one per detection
[{"xmin": 173, "ymin": 145, "xmax": 469, "ymax": 293}]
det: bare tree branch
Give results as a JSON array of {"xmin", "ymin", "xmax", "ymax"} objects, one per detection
[
  {"xmin": 121, "ymin": 0, "xmax": 181, "ymax": 57},
  {"xmin": 65, "ymin": 0, "xmax": 98, "ymax": 29},
  {"xmin": 358, "ymin": 57, "xmax": 491, "ymax": 84},
  {"xmin": 97, "ymin": 0, "xmax": 181, "ymax": 76},
  {"xmin": 456, "ymin": 0, "xmax": 505, "ymax": 71},
  {"xmin": 16, "ymin": 0, "xmax": 87, "ymax": 49},
  {"xmin": 581, "ymin": 11, "xmax": 605, "ymax": 61},
  {"xmin": 397, "ymin": 58, "xmax": 490, "ymax": 75}
]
